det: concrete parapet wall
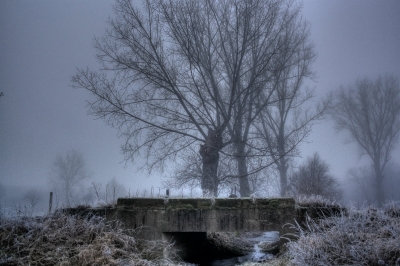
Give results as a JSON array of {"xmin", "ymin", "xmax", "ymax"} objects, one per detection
[{"xmin": 116, "ymin": 198, "xmax": 296, "ymax": 240}]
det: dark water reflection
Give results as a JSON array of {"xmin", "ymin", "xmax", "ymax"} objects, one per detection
[{"xmin": 184, "ymin": 231, "xmax": 279, "ymax": 266}]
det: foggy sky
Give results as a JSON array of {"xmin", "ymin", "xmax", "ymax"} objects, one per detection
[{"xmin": 1, "ymin": 0, "xmax": 400, "ymax": 198}]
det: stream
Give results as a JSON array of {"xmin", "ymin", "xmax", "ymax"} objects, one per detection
[{"xmin": 208, "ymin": 231, "xmax": 280, "ymax": 266}]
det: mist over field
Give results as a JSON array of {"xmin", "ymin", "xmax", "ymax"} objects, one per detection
[{"xmin": 1, "ymin": 0, "xmax": 400, "ymax": 213}]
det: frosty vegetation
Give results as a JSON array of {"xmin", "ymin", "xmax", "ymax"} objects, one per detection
[
  {"xmin": 1, "ymin": 198, "xmax": 400, "ymax": 265},
  {"xmin": 0, "ymin": 212, "xmax": 172, "ymax": 266},
  {"xmin": 288, "ymin": 201, "xmax": 400, "ymax": 266}
]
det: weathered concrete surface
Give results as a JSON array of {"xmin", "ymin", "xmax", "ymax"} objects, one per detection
[{"xmin": 116, "ymin": 198, "xmax": 296, "ymax": 240}]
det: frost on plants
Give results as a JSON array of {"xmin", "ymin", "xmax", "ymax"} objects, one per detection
[
  {"xmin": 0, "ymin": 213, "xmax": 170, "ymax": 265},
  {"xmin": 295, "ymin": 194, "xmax": 340, "ymax": 207},
  {"xmin": 288, "ymin": 203, "xmax": 400, "ymax": 266}
]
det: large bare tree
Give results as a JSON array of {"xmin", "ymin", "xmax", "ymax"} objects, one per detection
[
  {"xmin": 331, "ymin": 74, "xmax": 400, "ymax": 206},
  {"xmin": 72, "ymin": 0, "xmax": 311, "ymax": 196}
]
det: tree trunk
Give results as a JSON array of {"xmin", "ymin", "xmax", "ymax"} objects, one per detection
[
  {"xmin": 373, "ymin": 161, "xmax": 384, "ymax": 207},
  {"xmin": 199, "ymin": 129, "xmax": 222, "ymax": 197},
  {"xmin": 236, "ymin": 142, "xmax": 251, "ymax": 197},
  {"xmin": 277, "ymin": 126, "xmax": 288, "ymax": 197},
  {"xmin": 278, "ymin": 160, "xmax": 288, "ymax": 197},
  {"xmin": 376, "ymin": 176, "xmax": 384, "ymax": 207}
]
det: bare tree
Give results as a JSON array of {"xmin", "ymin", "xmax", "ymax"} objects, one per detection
[
  {"xmin": 288, "ymin": 153, "xmax": 342, "ymax": 201},
  {"xmin": 254, "ymin": 34, "xmax": 332, "ymax": 196},
  {"xmin": 23, "ymin": 189, "xmax": 42, "ymax": 210},
  {"xmin": 216, "ymin": 0, "xmax": 316, "ymax": 197},
  {"xmin": 72, "ymin": 0, "xmax": 311, "ymax": 196},
  {"xmin": 50, "ymin": 150, "xmax": 90, "ymax": 206},
  {"xmin": 331, "ymin": 74, "xmax": 400, "ymax": 206}
]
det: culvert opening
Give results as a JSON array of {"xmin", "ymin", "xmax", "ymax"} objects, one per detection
[{"xmin": 162, "ymin": 232, "xmax": 243, "ymax": 265}]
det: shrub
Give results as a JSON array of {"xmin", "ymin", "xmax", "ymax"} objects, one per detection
[{"xmin": 288, "ymin": 204, "xmax": 400, "ymax": 265}]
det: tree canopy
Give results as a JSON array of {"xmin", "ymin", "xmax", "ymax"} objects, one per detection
[{"xmin": 72, "ymin": 0, "xmax": 315, "ymax": 196}]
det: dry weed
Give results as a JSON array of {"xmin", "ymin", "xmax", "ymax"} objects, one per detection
[
  {"xmin": 0, "ymin": 213, "xmax": 168, "ymax": 265},
  {"xmin": 288, "ymin": 203, "xmax": 400, "ymax": 266}
]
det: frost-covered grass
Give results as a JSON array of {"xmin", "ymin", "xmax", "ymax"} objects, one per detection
[
  {"xmin": 294, "ymin": 194, "xmax": 340, "ymax": 207},
  {"xmin": 239, "ymin": 256, "xmax": 293, "ymax": 266},
  {"xmin": 0, "ymin": 213, "xmax": 171, "ymax": 265},
  {"xmin": 287, "ymin": 202, "xmax": 400, "ymax": 266}
]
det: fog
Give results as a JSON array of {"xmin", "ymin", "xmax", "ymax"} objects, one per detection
[{"xmin": 1, "ymin": 1, "xmax": 400, "ymax": 211}]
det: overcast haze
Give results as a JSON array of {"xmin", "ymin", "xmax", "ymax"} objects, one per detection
[{"xmin": 1, "ymin": 1, "xmax": 400, "ymax": 201}]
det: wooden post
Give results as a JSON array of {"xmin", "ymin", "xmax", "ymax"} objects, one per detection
[{"xmin": 48, "ymin": 192, "xmax": 53, "ymax": 214}]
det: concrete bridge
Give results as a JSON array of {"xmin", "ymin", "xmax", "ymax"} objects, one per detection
[
  {"xmin": 116, "ymin": 197, "xmax": 296, "ymax": 236},
  {"xmin": 65, "ymin": 197, "xmax": 313, "ymax": 262},
  {"xmin": 64, "ymin": 197, "xmax": 341, "ymax": 262},
  {"xmin": 115, "ymin": 197, "xmax": 298, "ymax": 261}
]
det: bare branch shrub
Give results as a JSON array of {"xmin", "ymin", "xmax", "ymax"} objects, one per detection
[{"xmin": 288, "ymin": 153, "xmax": 342, "ymax": 201}]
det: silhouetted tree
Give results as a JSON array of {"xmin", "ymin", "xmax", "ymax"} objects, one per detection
[
  {"xmin": 72, "ymin": 0, "xmax": 314, "ymax": 196},
  {"xmin": 347, "ymin": 163, "xmax": 400, "ymax": 206},
  {"xmin": 331, "ymin": 74, "xmax": 400, "ymax": 206},
  {"xmin": 288, "ymin": 153, "xmax": 342, "ymax": 201},
  {"xmin": 23, "ymin": 189, "xmax": 42, "ymax": 212},
  {"xmin": 255, "ymin": 54, "xmax": 330, "ymax": 197},
  {"xmin": 227, "ymin": 0, "xmax": 317, "ymax": 197},
  {"xmin": 50, "ymin": 150, "xmax": 90, "ymax": 206}
]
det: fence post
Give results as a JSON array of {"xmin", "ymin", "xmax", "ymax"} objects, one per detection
[{"xmin": 48, "ymin": 192, "xmax": 53, "ymax": 214}]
